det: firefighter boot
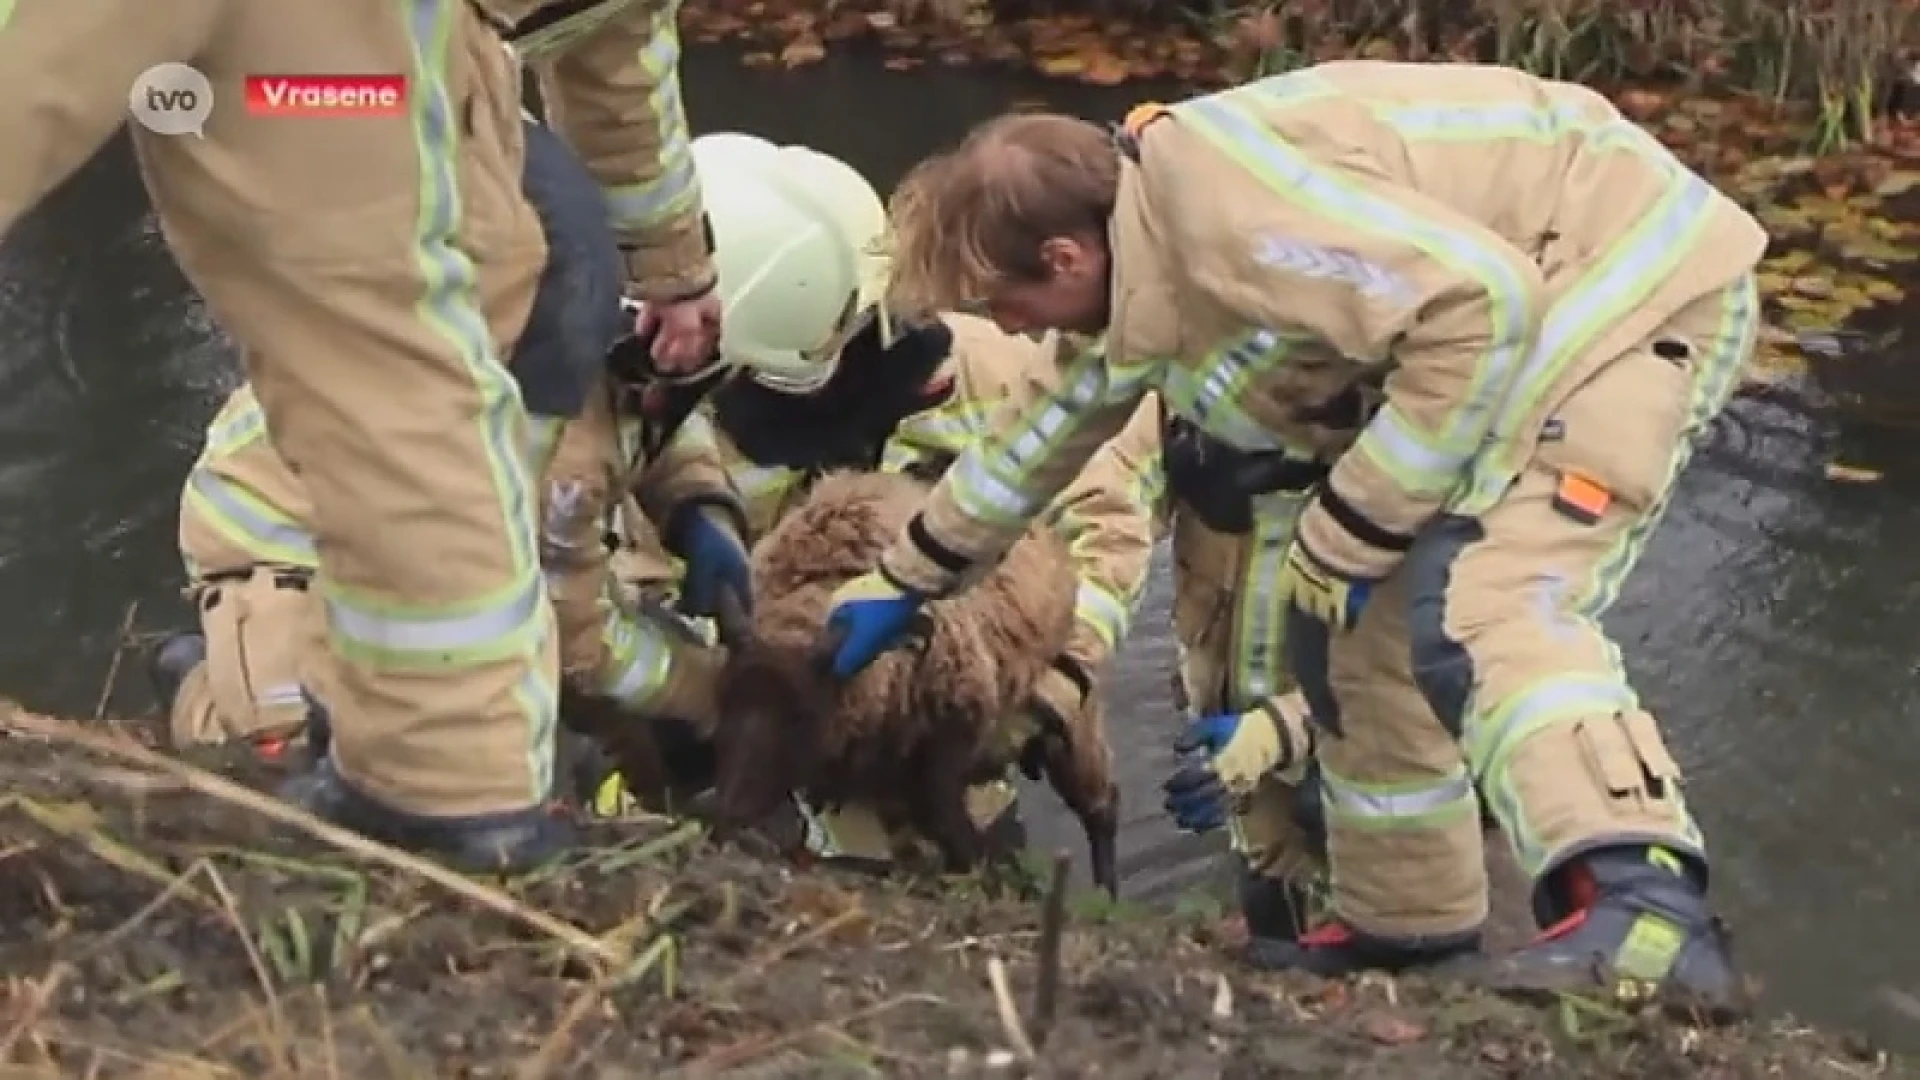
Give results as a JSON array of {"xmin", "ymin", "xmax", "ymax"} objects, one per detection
[
  {"xmin": 1245, "ymin": 919, "xmax": 1481, "ymax": 976},
  {"xmin": 1483, "ymin": 845, "xmax": 1743, "ymax": 1014},
  {"xmin": 278, "ymin": 757, "xmax": 574, "ymax": 877},
  {"xmin": 1237, "ymin": 855, "xmax": 1314, "ymax": 943}
]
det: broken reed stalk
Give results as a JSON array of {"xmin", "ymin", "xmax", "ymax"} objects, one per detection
[
  {"xmin": 1030, "ymin": 849, "xmax": 1072, "ymax": 1047},
  {"xmin": 0, "ymin": 704, "xmax": 625, "ymax": 971},
  {"xmin": 93, "ymin": 600, "xmax": 140, "ymax": 723}
]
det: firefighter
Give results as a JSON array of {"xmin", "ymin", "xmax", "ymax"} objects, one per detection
[
  {"xmin": 577, "ymin": 133, "xmax": 1154, "ymax": 867},
  {"xmin": 0, "ymin": 0, "xmax": 718, "ymax": 873},
  {"xmin": 809, "ymin": 63, "xmax": 1766, "ymax": 1008}
]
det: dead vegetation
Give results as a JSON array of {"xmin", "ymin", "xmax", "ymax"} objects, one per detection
[
  {"xmin": 0, "ymin": 701, "xmax": 1911, "ymax": 1078},
  {"xmin": 682, "ymin": 0, "xmax": 1919, "ymax": 152}
]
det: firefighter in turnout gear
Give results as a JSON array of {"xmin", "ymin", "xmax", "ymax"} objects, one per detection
[
  {"xmin": 1, "ymin": 0, "xmax": 720, "ymax": 873},
  {"xmin": 608, "ymin": 132, "xmax": 1162, "ymax": 868},
  {"xmin": 813, "ymin": 63, "xmax": 1767, "ymax": 1008}
]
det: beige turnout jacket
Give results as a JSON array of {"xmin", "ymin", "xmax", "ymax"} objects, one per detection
[{"xmin": 879, "ymin": 61, "xmax": 1768, "ymax": 594}]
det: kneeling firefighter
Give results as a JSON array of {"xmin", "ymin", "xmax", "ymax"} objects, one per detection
[
  {"xmin": 1156, "ymin": 387, "xmax": 1503, "ymax": 948},
  {"xmin": 593, "ymin": 131, "xmax": 1163, "ymax": 870},
  {"xmin": 1154, "ymin": 405, "xmax": 1331, "ymax": 945},
  {"xmin": 149, "ymin": 117, "xmax": 813, "ymax": 856}
]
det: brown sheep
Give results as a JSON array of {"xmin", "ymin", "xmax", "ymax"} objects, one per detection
[{"xmin": 708, "ymin": 470, "xmax": 1121, "ymax": 896}]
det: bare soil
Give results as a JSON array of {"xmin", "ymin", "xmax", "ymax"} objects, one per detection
[{"xmin": 0, "ymin": 707, "xmax": 1906, "ymax": 1079}]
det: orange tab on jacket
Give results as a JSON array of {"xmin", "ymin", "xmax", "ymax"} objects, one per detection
[
  {"xmin": 1122, "ymin": 102, "xmax": 1170, "ymax": 139},
  {"xmin": 1551, "ymin": 468, "xmax": 1612, "ymax": 525}
]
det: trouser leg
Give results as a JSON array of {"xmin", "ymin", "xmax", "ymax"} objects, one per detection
[
  {"xmin": 1258, "ymin": 566, "xmax": 1485, "ymax": 974},
  {"xmin": 153, "ymin": 569, "xmax": 325, "ymax": 760},
  {"xmin": 1232, "ymin": 772, "xmax": 1322, "ymax": 943},
  {"xmin": 1408, "ymin": 276, "xmax": 1759, "ymax": 1007},
  {"xmin": 237, "ymin": 69, "xmax": 564, "ymax": 869}
]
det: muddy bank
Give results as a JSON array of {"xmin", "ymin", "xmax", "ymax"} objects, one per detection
[{"xmin": 0, "ymin": 706, "xmax": 1904, "ymax": 1079}]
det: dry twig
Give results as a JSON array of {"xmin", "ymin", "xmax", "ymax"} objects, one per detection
[
  {"xmin": 93, "ymin": 601, "xmax": 141, "ymax": 723},
  {"xmin": 0, "ymin": 705, "xmax": 624, "ymax": 971},
  {"xmin": 1030, "ymin": 849, "xmax": 1071, "ymax": 1047}
]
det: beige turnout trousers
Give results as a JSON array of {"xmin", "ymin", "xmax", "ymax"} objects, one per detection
[{"xmin": 1310, "ymin": 275, "xmax": 1759, "ymax": 940}]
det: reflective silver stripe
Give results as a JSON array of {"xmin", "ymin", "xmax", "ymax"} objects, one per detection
[
  {"xmin": 1072, "ymin": 580, "xmax": 1129, "ymax": 649},
  {"xmin": 184, "ymin": 469, "xmax": 319, "ymax": 567},
  {"xmin": 324, "ymin": 577, "xmax": 546, "ymax": 660},
  {"xmin": 1320, "ymin": 764, "xmax": 1477, "ymax": 824},
  {"xmin": 601, "ymin": 604, "xmax": 674, "ymax": 705},
  {"xmin": 254, "ymin": 683, "xmax": 308, "ymax": 709},
  {"xmin": 949, "ymin": 346, "xmax": 1151, "ymax": 525}
]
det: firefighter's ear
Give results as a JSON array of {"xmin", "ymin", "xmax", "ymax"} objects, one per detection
[{"xmin": 1039, "ymin": 234, "xmax": 1102, "ymax": 282}]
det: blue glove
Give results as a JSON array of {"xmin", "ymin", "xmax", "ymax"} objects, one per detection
[
  {"xmin": 669, "ymin": 503, "xmax": 752, "ymax": 620},
  {"xmin": 817, "ymin": 571, "xmax": 927, "ymax": 681},
  {"xmin": 1162, "ymin": 709, "xmax": 1286, "ymax": 834}
]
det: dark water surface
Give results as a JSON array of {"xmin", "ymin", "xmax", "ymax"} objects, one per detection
[{"xmin": 2, "ymin": 45, "xmax": 1917, "ymax": 1051}]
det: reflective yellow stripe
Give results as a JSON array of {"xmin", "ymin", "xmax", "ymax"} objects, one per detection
[
  {"xmin": 526, "ymin": 413, "xmax": 569, "ymax": 476},
  {"xmin": 1319, "ymin": 763, "xmax": 1478, "ymax": 829},
  {"xmin": 1228, "ymin": 493, "xmax": 1305, "ymax": 705},
  {"xmin": 947, "ymin": 338, "xmax": 1153, "ymax": 526},
  {"xmin": 600, "ymin": 603, "xmax": 674, "ymax": 705},
  {"xmin": 1071, "ymin": 581, "xmax": 1128, "ymax": 650},
  {"xmin": 1458, "ymin": 173, "xmax": 1721, "ymax": 512},
  {"xmin": 204, "ymin": 397, "xmax": 270, "ymax": 454},
  {"xmin": 307, "ymin": 2, "xmax": 552, "ymax": 804},
  {"xmin": 1158, "ymin": 328, "xmax": 1315, "ymax": 454},
  {"xmin": 183, "ymin": 469, "xmax": 320, "ymax": 569},
  {"xmin": 601, "ymin": 8, "xmax": 700, "ymax": 231},
  {"xmin": 1175, "ymin": 80, "xmax": 1536, "ymax": 499}
]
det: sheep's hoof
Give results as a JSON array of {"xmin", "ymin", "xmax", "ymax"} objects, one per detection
[{"xmin": 1084, "ymin": 808, "xmax": 1121, "ymax": 900}]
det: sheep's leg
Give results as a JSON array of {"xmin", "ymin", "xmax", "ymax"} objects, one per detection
[
  {"xmin": 1038, "ymin": 734, "xmax": 1122, "ymax": 899},
  {"xmin": 910, "ymin": 743, "xmax": 988, "ymax": 876}
]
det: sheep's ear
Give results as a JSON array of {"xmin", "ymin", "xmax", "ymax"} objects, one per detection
[{"xmin": 714, "ymin": 586, "xmax": 755, "ymax": 650}]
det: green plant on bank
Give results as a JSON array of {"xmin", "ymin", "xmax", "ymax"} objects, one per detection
[{"xmin": 1184, "ymin": 0, "xmax": 1917, "ymax": 152}]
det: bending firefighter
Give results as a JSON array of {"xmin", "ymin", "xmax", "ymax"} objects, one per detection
[
  {"xmin": 152, "ymin": 124, "xmax": 828, "ymax": 840},
  {"xmin": 812, "ymin": 62, "xmax": 1766, "ymax": 1007},
  {"xmin": 1, "ymin": 0, "xmax": 717, "ymax": 872},
  {"xmin": 600, "ymin": 132, "xmax": 1161, "ymax": 868}
]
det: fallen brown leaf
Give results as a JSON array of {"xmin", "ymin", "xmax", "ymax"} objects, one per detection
[
  {"xmin": 1082, "ymin": 54, "xmax": 1130, "ymax": 86},
  {"xmin": 1035, "ymin": 52, "xmax": 1086, "ymax": 77},
  {"xmin": 779, "ymin": 35, "xmax": 826, "ymax": 68},
  {"xmin": 1358, "ymin": 1010, "xmax": 1427, "ymax": 1046}
]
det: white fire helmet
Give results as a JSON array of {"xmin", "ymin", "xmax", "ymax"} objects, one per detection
[{"xmin": 691, "ymin": 131, "xmax": 898, "ymax": 394}]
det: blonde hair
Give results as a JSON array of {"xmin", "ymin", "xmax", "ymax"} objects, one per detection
[{"xmin": 884, "ymin": 112, "xmax": 1119, "ymax": 317}]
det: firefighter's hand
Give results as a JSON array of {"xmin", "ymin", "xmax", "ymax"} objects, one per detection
[
  {"xmin": 1275, "ymin": 538, "xmax": 1376, "ymax": 632},
  {"xmin": 816, "ymin": 572, "xmax": 926, "ymax": 681},
  {"xmin": 1162, "ymin": 710, "xmax": 1282, "ymax": 833},
  {"xmin": 1278, "ymin": 490, "xmax": 1415, "ymax": 631},
  {"xmin": 637, "ymin": 291, "xmax": 722, "ymax": 374},
  {"xmin": 670, "ymin": 504, "xmax": 752, "ymax": 621}
]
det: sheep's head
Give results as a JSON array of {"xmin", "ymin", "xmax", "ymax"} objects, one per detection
[{"xmin": 708, "ymin": 609, "xmax": 837, "ymax": 835}]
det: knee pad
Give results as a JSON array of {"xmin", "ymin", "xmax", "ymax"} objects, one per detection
[{"xmin": 1404, "ymin": 516, "xmax": 1482, "ymax": 737}]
